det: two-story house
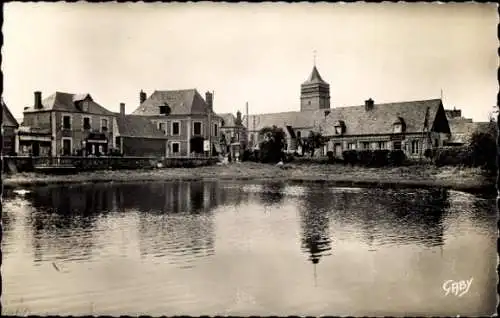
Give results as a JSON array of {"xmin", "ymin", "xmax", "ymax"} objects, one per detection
[
  {"xmin": 22, "ymin": 91, "xmax": 117, "ymax": 156},
  {"xmin": 218, "ymin": 111, "xmax": 248, "ymax": 154},
  {"xmin": 132, "ymin": 89, "xmax": 223, "ymax": 157}
]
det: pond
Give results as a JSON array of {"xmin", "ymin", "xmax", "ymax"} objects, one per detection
[{"xmin": 1, "ymin": 181, "xmax": 497, "ymax": 316}]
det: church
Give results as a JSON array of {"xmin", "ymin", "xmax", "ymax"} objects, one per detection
[{"xmin": 243, "ymin": 64, "xmax": 452, "ymax": 159}]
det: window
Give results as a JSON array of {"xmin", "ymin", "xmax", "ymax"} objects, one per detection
[
  {"xmin": 63, "ymin": 115, "xmax": 71, "ymax": 130},
  {"xmin": 362, "ymin": 142, "xmax": 370, "ymax": 150},
  {"xmin": 115, "ymin": 137, "xmax": 120, "ymax": 149},
  {"xmin": 62, "ymin": 138, "xmax": 72, "ymax": 156},
  {"xmin": 172, "ymin": 122, "xmax": 180, "ymax": 136},
  {"xmin": 101, "ymin": 118, "xmax": 108, "ymax": 132},
  {"xmin": 378, "ymin": 141, "xmax": 387, "ymax": 149},
  {"xmin": 393, "ymin": 141, "xmax": 402, "ymax": 150},
  {"xmin": 159, "ymin": 104, "xmax": 171, "ymax": 115},
  {"xmin": 411, "ymin": 140, "xmax": 419, "ymax": 154},
  {"xmin": 393, "ymin": 124, "xmax": 402, "ymax": 134},
  {"xmin": 193, "ymin": 122, "xmax": 202, "ymax": 135},
  {"xmin": 335, "ymin": 126, "xmax": 342, "ymax": 135},
  {"xmin": 83, "ymin": 117, "xmax": 91, "ymax": 130},
  {"xmin": 348, "ymin": 143, "xmax": 356, "ymax": 150},
  {"xmin": 214, "ymin": 123, "xmax": 218, "ymax": 137},
  {"xmin": 171, "ymin": 142, "xmax": 180, "ymax": 154},
  {"xmin": 159, "ymin": 122, "xmax": 166, "ymax": 132}
]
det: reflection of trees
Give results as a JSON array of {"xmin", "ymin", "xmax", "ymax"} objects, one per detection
[
  {"xmin": 326, "ymin": 187, "xmax": 449, "ymax": 248},
  {"xmin": 259, "ymin": 182, "xmax": 286, "ymax": 206},
  {"xmin": 298, "ymin": 186, "xmax": 333, "ymax": 265}
]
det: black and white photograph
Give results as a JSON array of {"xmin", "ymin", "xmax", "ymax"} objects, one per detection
[{"xmin": 1, "ymin": 2, "xmax": 498, "ymax": 316}]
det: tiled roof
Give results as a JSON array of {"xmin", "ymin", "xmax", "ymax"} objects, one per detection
[
  {"xmin": 322, "ymin": 99, "xmax": 443, "ymax": 136},
  {"xmin": 303, "ymin": 66, "xmax": 327, "ymax": 85},
  {"xmin": 243, "ymin": 109, "xmax": 329, "ymax": 132},
  {"xmin": 218, "ymin": 113, "xmax": 237, "ymax": 127},
  {"xmin": 2, "ymin": 100, "xmax": 19, "ymax": 128},
  {"xmin": 243, "ymin": 99, "xmax": 444, "ymax": 137},
  {"xmin": 132, "ymin": 89, "xmax": 209, "ymax": 116},
  {"xmin": 448, "ymin": 119, "xmax": 492, "ymax": 143},
  {"xmin": 114, "ymin": 114, "xmax": 167, "ymax": 139},
  {"xmin": 23, "ymin": 92, "xmax": 114, "ymax": 115}
]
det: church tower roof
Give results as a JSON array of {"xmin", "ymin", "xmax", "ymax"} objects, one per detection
[{"xmin": 303, "ymin": 65, "xmax": 327, "ymax": 85}]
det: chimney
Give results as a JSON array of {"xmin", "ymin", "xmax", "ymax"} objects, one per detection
[
  {"xmin": 140, "ymin": 90, "xmax": 147, "ymax": 104},
  {"xmin": 205, "ymin": 91, "xmax": 213, "ymax": 111},
  {"xmin": 34, "ymin": 91, "xmax": 42, "ymax": 109},
  {"xmin": 365, "ymin": 98, "xmax": 374, "ymax": 111},
  {"xmin": 120, "ymin": 103, "xmax": 126, "ymax": 116},
  {"xmin": 236, "ymin": 110, "xmax": 242, "ymax": 125}
]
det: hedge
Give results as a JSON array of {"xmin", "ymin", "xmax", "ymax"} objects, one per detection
[{"xmin": 342, "ymin": 149, "xmax": 405, "ymax": 167}]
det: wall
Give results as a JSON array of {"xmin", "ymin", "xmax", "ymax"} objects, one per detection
[
  {"xmin": 54, "ymin": 111, "xmax": 116, "ymax": 155},
  {"xmin": 2, "ymin": 126, "xmax": 16, "ymax": 155},
  {"xmin": 23, "ymin": 112, "xmax": 51, "ymax": 130},
  {"xmin": 149, "ymin": 114, "xmax": 223, "ymax": 156},
  {"xmin": 122, "ymin": 137, "xmax": 167, "ymax": 157}
]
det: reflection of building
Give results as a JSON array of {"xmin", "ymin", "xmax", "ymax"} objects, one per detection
[
  {"xmin": 1, "ymin": 99, "xmax": 19, "ymax": 156},
  {"xmin": 243, "ymin": 64, "xmax": 452, "ymax": 158},
  {"xmin": 299, "ymin": 189, "xmax": 333, "ymax": 265},
  {"xmin": 22, "ymin": 91, "xmax": 117, "ymax": 156},
  {"xmin": 132, "ymin": 89, "xmax": 224, "ymax": 157}
]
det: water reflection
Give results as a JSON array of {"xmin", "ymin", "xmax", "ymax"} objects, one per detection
[
  {"xmin": 298, "ymin": 186, "xmax": 333, "ymax": 265},
  {"xmin": 323, "ymin": 188, "xmax": 448, "ymax": 248},
  {"xmin": 259, "ymin": 182, "xmax": 286, "ymax": 206},
  {"xmin": 1, "ymin": 181, "xmax": 496, "ymax": 316}
]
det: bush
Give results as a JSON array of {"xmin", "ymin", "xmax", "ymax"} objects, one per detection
[
  {"xmin": 372, "ymin": 150, "xmax": 390, "ymax": 167},
  {"xmin": 342, "ymin": 150, "xmax": 358, "ymax": 165},
  {"xmin": 388, "ymin": 150, "xmax": 406, "ymax": 166},
  {"xmin": 326, "ymin": 151, "xmax": 334, "ymax": 164},
  {"xmin": 358, "ymin": 150, "xmax": 374, "ymax": 166},
  {"xmin": 242, "ymin": 150, "xmax": 252, "ymax": 162},
  {"xmin": 470, "ymin": 132, "xmax": 496, "ymax": 172}
]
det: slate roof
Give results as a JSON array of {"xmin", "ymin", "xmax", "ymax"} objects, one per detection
[
  {"xmin": 23, "ymin": 92, "xmax": 114, "ymax": 115},
  {"xmin": 132, "ymin": 89, "xmax": 210, "ymax": 116},
  {"xmin": 243, "ymin": 99, "xmax": 444, "ymax": 137},
  {"xmin": 114, "ymin": 114, "xmax": 167, "ymax": 139},
  {"xmin": 218, "ymin": 113, "xmax": 238, "ymax": 127},
  {"xmin": 322, "ymin": 99, "xmax": 443, "ymax": 136},
  {"xmin": 303, "ymin": 66, "xmax": 328, "ymax": 85},
  {"xmin": 2, "ymin": 100, "xmax": 19, "ymax": 128},
  {"xmin": 243, "ymin": 109, "xmax": 329, "ymax": 132},
  {"xmin": 448, "ymin": 119, "xmax": 492, "ymax": 143}
]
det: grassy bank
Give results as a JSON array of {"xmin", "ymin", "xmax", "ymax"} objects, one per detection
[{"xmin": 3, "ymin": 162, "xmax": 495, "ymax": 194}]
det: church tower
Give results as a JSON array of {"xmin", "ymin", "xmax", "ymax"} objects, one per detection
[{"xmin": 300, "ymin": 65, "xmax": 330, "ymax": 111}]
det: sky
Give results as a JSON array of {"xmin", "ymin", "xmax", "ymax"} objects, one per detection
[{"xmin": 2, "ymin": 2, "xmax": 498, "ymax": 121}]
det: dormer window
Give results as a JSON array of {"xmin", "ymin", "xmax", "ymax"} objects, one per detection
[
  {"xmin": 334, "ymin": 120, "xmax": 345, "ymax": 135},
  {"xmin": 393, "ymin": 123, "xmax": 402, "ymax": 133},
  {"xmin": 392, "ymin": 117, "xmax": 406, "ymax": 134},
  {"xmin": 159, "ymin": 104, "xmax": 171, "ymax": 115}
]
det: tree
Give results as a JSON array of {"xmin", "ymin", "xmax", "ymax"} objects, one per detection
[
  {"xmin": 469, "ymin": 124, "xmax": 497, "ymax": 172},
  {"xmin": 258, "ymin": 125, "xmax": 286, "ymax": 163},
  {"xmin": 303, "ymin": 131, "xmax": 327, "ymax": 157}
]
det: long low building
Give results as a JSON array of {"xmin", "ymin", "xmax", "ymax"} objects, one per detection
[{"xmin": 243, "ymin": 64, "xmax": 452, "ymax": 158}]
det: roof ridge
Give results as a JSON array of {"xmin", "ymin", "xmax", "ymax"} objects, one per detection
[{"xmin": 335, "ymin": 98, "xmax": 441, "ymax": 109}]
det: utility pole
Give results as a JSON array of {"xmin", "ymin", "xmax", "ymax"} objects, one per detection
[{"xmin": 208, "ymin": 91, "xmax": 213, "ymax": 158}]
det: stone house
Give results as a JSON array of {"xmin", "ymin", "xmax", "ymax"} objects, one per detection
[
  {"xmin": 1, "ymin": 100, "xmax": 19, "ymax": 156},
  {"xmin": 217, "ymin": 111, "xmax": 248, "ymax": 154},
  {"xmin": 445, "ymin": 108, "xmax": 493, "ymax": 146},
  {"xmin": 113, "ymin": 103, "xmax": 169, "ymax": 157},
  {"xmin": 22, "ymin": 91, "xmax": 117, "ymax": 156},
  {"xmin": 132, "ymin": 89, "xmax": 223, "ymax": 157},
  {"xmin": 243, "ymin": 64, "xmax": 451, "ymax": 158},
  {"xmin": 322, "ymin": 98, "xmax": 451, "ymax": 158}
]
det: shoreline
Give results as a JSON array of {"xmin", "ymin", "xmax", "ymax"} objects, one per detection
[{"xmin": 3, "ymin": 162, "xmax": 496, "ymax": 195}]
